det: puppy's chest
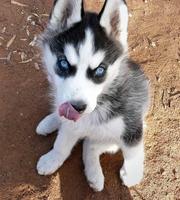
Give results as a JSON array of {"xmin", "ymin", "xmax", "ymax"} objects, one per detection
[
  {"xmin": 87, "ymin": 117, "xmax": 125, "ymax": 141},
  {"xmin": 60, "ymin": 116, "xmax": 125, "ymax": 141}
]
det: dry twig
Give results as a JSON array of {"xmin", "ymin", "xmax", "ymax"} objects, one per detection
[
  {"xmin": 11, "ymin": 0, "xmax": 28, "ymax": 7},
  {"xmin": 19, "ymin": 58, "xmax": 33, "ymax": 64},
  {"xmin": 6, "ymin": 35, "xmax": 16, "ymax": 48}
]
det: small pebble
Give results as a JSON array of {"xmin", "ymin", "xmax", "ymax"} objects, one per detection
[
  {"xmin": 1, "ymin": 27, "xmax": 6, "ymax": 33},
  {"xmin": 34, "ymin": 63, "xmax": 40, "ymax": 70},
  {"xmin": 151, "ymin": 42, "xmax": 156, "ymax": 47}
]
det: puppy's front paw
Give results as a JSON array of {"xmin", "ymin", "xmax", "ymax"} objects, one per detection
[
  {"xmin": 37, "ymin": 150, "xmax": 62, "ymax": 175},
  {"xmin": 36, "ymin": 113, "xmax": 59, "ymax": 136},
  {"xmin": 120, "ymin": 165, "xmax": 143, "ymax": 187},
  {"xmin": 85, "ymin": 167, "xmax": 104, "ymax": 192},
  {"xmin": 36, "ymin": 122, "xmax": 49, "ymax": 136}
]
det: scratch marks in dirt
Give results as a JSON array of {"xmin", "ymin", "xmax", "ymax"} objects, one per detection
[
  {"xmin": 131, "ymin": 187, "xmax": 146, "ymax": 200},
  {"xmin": 177, "ymin": 47, "xmax": 180, "ymax": 64},
  {"xmin": 161, "ymin": 87, "xmax": 180, "ymax": 109}
]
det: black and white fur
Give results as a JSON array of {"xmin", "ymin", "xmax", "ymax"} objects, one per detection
[{"xmin": 36, "ymin": 0, "xmax": 149, "ymax": 191}]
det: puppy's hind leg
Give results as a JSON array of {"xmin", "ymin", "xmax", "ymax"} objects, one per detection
[
  {"xmin": 83, "ymin": 139, "xmax": 105, "ymax": 192},
  {"xmin": 36, "ymin": 113, "xmax": 60, "ymax": 136}
]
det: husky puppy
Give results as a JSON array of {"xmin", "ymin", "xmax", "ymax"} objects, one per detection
[{"xmin": 36, "ymin": 0, "xmax": 149, "ymax": 191}]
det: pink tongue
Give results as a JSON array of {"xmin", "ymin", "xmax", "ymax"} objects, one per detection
[{"xmin": 59, "ymin": 102, "xmax": 80, "ymax": 121}]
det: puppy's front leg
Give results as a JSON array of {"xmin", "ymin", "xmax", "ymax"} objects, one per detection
[
  {"xmin": 120, "ymin": 140, "xmax": 144, "ymax": 187},
  {"xmin": 83, "ymin": 139, "xmax": 105, "ymax": 192},
  {"xmin": 37, "ymin": 125, "xmax": 81, "ymax": 175},
  {"xmin": 36, "ymin": 113, "xmax": 60, "ymax": 136}
]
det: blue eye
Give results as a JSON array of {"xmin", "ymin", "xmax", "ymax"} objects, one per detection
[
  {"xmin": 95, "ymin": 66, "xmax": 106, "ymax": 77},
  {"xmin": 56, "ymin": 57, "xmax": 77, "ymax": 78},
  {"xmin": 57, "ymin": 58, "xmax": 69, "ymax": 70}
]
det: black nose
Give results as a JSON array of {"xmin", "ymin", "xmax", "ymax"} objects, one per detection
[{"xmin": 70, "ymin": 101, "xmax": 87, "ymax": 113}]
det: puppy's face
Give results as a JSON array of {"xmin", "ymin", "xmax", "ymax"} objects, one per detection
[{"xmin": 41, "ymin": 0, "xmax": 128, "ymax": 117}]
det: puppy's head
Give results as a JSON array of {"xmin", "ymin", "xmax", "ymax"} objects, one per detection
[{"xmin": 40, "ymin": 0, "xmax": 128, "ymax": 120}]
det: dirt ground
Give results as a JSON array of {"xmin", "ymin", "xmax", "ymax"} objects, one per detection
[{"xmin": 0, "ymin": 0, "xmax": 180, "ymax": 199}]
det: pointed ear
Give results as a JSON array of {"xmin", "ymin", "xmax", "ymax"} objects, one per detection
[
  {"xmin": 49, "ymin": 0, "xmax": 84, "ymax": 32},
  {"xmin": 99, "ymin": 0, "xmax": 128, "ymax": 50}
]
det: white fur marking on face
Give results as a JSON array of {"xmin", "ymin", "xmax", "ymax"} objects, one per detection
[
  {"xmin": 89, "ymin": 51, "xmax": 105, "ymax": 69},
  {"xmin": 64, "ymin": 44, "xmax": 78, "ymax": 65},
  {"xmin": 78, "ymin": 29, "xmax": 105, "ymax": 70}
]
